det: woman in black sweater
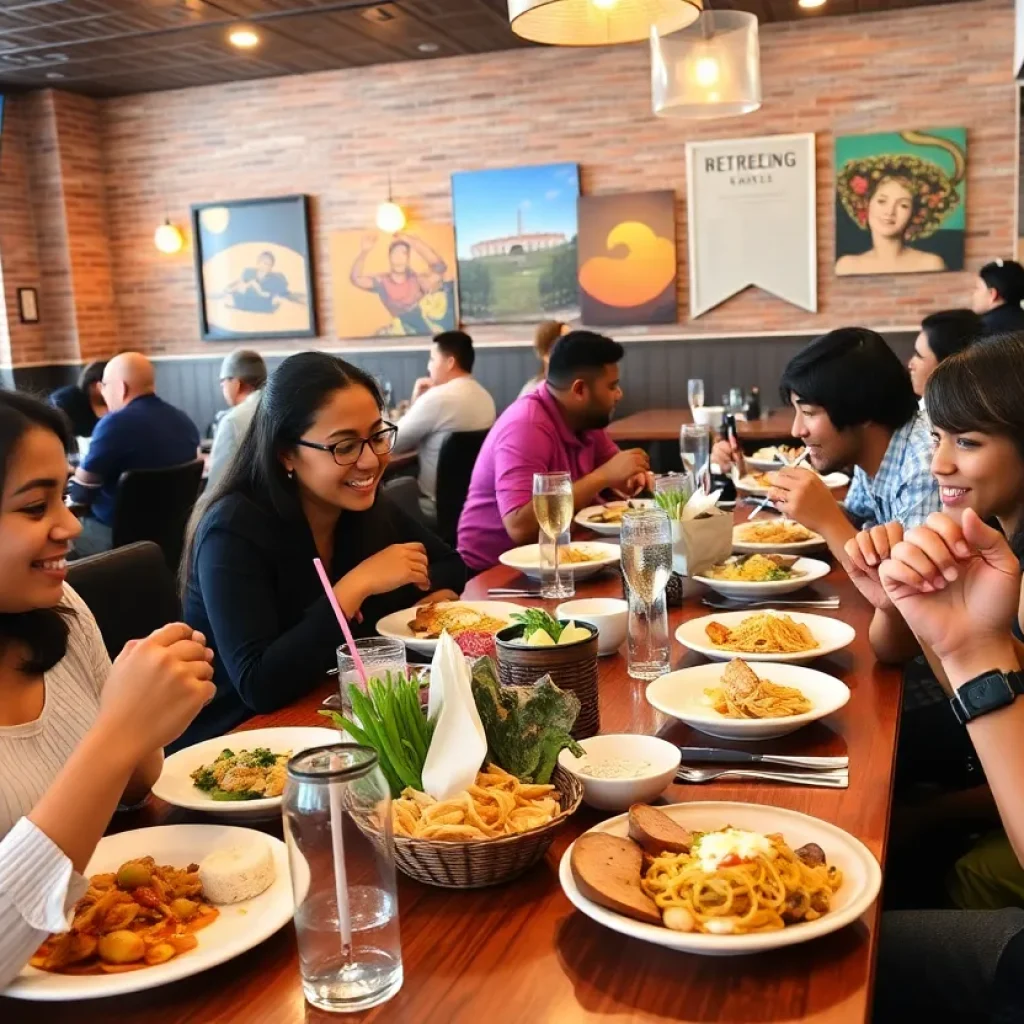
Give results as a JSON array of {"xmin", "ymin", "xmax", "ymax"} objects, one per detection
[{"xmin": 177, "ymin": 352, "xmax": 466, "ymax": 748}]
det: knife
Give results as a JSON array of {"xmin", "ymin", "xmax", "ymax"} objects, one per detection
[
  {"xmin": 488, "ymin": 588, "xmax": 544, "ymax": 597},
  {"xmin": 680, "ymin": 747, "xmax": 848, "ymax": 771}
]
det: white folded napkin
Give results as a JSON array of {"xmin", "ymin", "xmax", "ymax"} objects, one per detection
[
  {"xmin": 682, "ymin": 488, "xmax": 722, "ymax": 520},
  {"xmin": 421, "ymin": 631, "xmax": 487, "ymax": 801}
]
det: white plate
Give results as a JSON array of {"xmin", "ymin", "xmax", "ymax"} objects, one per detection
[
  {"xmin": 736, "ymin": 472, "xmax": 850, "ymax": 497},
  {"xmin": 675, "ymin": 610, "xmax": 856, "ymax": 666},
  {"xmin": 4, "ymin": 824, "xmax": 294, "ymax": 1001},
  {"xmin": 646, "ymin": 662, "xmax": 850, "ymax": 740},
  {"xmin": 746, "ymin": 447, "xmax": 807, "ymax": 472},
  {"xmin": 574, "ymin": 500, "xmax": 653, "ymax": 537},
  {"xmin": 558, "ymin": 801, "xmax": 881, "ymax": 955},
  {"xmin": 499, "ymin": 542, "xmax": 621, "ymax": 581},
  {"xmin": 375, "ymin": 600, "xmax": 524, "ymax": 656},
  {"xmin": 693, "ymin": 556, "xmax": 830, "ymax": 600},
  {"xmin": 731, "ymin": 524, "xmax": 827, "ymax": 555},
  {"xmin": 152, "ymin": 727, "xmax": 339, "ymax": 821}
]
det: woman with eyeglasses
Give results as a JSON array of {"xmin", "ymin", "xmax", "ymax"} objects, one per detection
[{"xmin": 177, "ymin": 351, "xmax": 467, "ymax": 749}]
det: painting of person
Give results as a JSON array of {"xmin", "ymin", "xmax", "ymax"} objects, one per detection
[
  {"xmin": 835, "ymin": 129, "xmax": 966, "ymax": 277},
  {"xmin": 221, "ymin": 251, "xmax": 294, "ymax": 313}
]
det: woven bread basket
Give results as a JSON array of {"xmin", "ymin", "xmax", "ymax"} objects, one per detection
[{"xmin": 388, "ymin": 764, "xmax": 583, "ymax": 888}]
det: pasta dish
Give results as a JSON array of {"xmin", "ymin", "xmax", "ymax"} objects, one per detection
[
  {"xmin": 560, "ymin": 545, "xmax": 603, "ymax": 564},
  {"xmin": 705, "ymin": 613, "xmax": 818, "ymax": 654},
  {"xmin": 641, "ymin": 828, "xmax": 842, "ymax": 934},
  {"xmin": 703, "ymin": 554, "xmax": 803, "ymax": 583},
  {"xmin": 735, "ymin": 521, "xmax": 818, "ymax": 545},
  {"xmin": 704, "ymin": 659, "xmax": 812, "ymax": 719},
  {"xmin": 409, "ymin": 603, "xmax": 510, "ymax": 640}
]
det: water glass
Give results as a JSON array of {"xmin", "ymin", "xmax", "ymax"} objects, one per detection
[
  {"xmin": 680, "ymin": 423, "xmax": 710, "ymax": 492},
  {"xmin": 687, "ymin": 378, "xmax": 705, "ymax": 412},
  {"xmin": 620, "ymin": 509, "xmax": 672, "ymax": 681},
  {"xmin": 284, "ymin": 744, "xmax": 402, "ymax": 1013},
  {"xmin": 533, "ymin": 472, "xmax": 575, "ymax": 600},
  {"xmin": 337, "ymin": 638, "xmax": 407, "ymax": 719}
]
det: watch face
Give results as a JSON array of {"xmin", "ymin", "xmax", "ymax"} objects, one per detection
[{"xmin": 965, "ymin": 672, "xmax": 1014, "ymax": 714}]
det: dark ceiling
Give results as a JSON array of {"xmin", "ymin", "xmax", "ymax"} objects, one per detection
[{"xmin": 0, "ymin": 0, "xmax": 976, "ymax": 99}]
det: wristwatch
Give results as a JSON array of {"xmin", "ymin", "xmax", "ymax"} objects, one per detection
[{"xmin": 950, "ymin": 669, "xmax": 1024, "ymax": 725}]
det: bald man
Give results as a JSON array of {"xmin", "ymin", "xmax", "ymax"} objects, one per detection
[{"xmin": 69, "ymin": 351, "xmax": 200, "ymax": 558}]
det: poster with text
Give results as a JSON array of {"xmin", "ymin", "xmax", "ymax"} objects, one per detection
[
  {"xmin": 686, "ymin": 134, "xmax": 817, "ymax": 317},
  {"xmin": 577, "ymin": 191, "xmax": 677, "ymax": 326},
  {"xmin": 835, "ymin": 128, "xmax": 966, "ymax": 276},
  {"xmin": 329, "ymin": 223, "xmax": 458, "ymax": 339}
]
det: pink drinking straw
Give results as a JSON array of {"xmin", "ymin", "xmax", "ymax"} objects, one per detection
[{"xmin": 313, "ymin": 557, "xmax": 368, "ymax": 686}]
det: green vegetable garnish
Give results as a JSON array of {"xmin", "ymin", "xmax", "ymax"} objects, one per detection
[
  {"xmin": 654, "ymin": 487, "xmax": 691, "ymax": 521},
  {"xmin": 510, "ymin": 609, "xmax": 564, "ymax": 644},
  {"xmin": 191, "ymin": 767, "xmax": 217, "ymax": 792}
]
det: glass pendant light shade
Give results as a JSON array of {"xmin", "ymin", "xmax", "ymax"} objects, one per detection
[
  {"xmin": 509, "ymin": 0, "xmax": 701, "ymax": 47},
  {"xmin": 651, "ymin": 10, "xmax": 761, "ymax": 119}
]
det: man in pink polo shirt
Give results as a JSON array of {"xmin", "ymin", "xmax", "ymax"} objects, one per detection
[{"xmin": 457, "ymin": 331, "xmax": 651, "ymax": 572}]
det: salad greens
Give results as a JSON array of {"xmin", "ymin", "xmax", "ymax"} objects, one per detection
[{"xmin": 510, "ymin": 608, "xmax": 564, "ymax": 644}]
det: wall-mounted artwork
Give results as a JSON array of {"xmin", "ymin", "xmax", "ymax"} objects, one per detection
[
  {"xmin": 835, "ymin": 129, "xmax": 966, "ymax": 276},
  {"xmin": 329, "ymin": 224, "xmax": 458, "ymax": 339},
  {"xmin": 686, "ymin": 134, "xmax": 817, "ymax": 316},
  {"xmin": 191, "ymin": 194, "xmax": 316, "ymax": 341},
  {"xmin": 452, "ymin": 162, "xmax": 580, "ymax": 324},
  {"xmin": 577, "ymin": 191, "xmax": 677, "ymax": 326}
]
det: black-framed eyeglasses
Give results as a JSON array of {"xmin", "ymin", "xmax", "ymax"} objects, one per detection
[{"xmin": 294, "ymin": 423, "xmax": 398, "ymax": 466}]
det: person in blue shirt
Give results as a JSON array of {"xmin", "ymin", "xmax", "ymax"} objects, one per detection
[
  {"xmin": 224, "ymin": 251, "xmax": 291, "ymax": 314},
  {"xmin": 68, "ymin": 352, "xmax": 199, "ymax": 558}
]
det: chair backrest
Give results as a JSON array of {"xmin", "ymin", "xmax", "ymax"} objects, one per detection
[
  {"xmin": 111, "ymin": 459, "xmax": 204, "ymax": 571},
  {"xmin": 66, "ymin": 541, "xmax": 182, "ymax": 660},
  {"xmin": 434, "ymin": 428, "xmax": 490, "ymax": 545}
]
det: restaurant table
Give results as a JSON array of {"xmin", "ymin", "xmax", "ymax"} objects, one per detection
[
  {"xmin": 610, "ymin": 408, "xmax": 795, "ymax": 444},
  {"xmin": 2, "ymin": 512, "xmax": 902, "ymax": 1024}
]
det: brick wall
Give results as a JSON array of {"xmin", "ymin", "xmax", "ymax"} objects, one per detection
[{"xmin": 0, "ymin": 0, "xmax": 1018, "ymax": 365}]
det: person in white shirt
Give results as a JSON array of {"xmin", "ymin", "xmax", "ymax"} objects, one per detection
[
  {"xmin": 0, "ymin": 390, "xmax": 214, "ymax": 989},
  {"xmin": 207, "ymin": 349, "xmax": 267, "ymax": 491},
  {"xmin": 390, "ymin": 330, "xmax": 496, "ymax": 523}
]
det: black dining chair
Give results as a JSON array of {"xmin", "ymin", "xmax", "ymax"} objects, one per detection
[
  {"xmin": 66, "ymin": 541, "xmax": 182, "ymax": 661},
  {"xmin": 111, "ymin": 459, "xmax": 204, "ymax": 572},
  {"xmin": 434, "ymin": 428, "xmax": 490, "ymax": 546}
]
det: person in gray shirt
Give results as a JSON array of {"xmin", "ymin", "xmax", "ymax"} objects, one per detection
[{"xmin": 207, "ymin": 350, "xmax": 267, "ymax": 490}]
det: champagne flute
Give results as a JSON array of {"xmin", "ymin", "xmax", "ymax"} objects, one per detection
[
  {"xmin": 687, "ymin": 378, "xmax": 705, "ymax": 412},
  {"xmin": 620, "ymin": 508, "xmax": 673, "ymax": 680},
  {"xmin": 533, "ymin": 472, "xmax": 575, "ymax": 600},
  {"xmin": 679, "ymin": 423, "xmax": 710, "ymax": 493}
]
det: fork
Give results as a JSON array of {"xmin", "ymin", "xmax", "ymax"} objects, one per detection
[
  {"xmin": 676, "ymin": 765, "xmax": 848, "ymax": 788},
  {"xmin": 701, "ymin": 596, "xmax": 840, "ymax": 610}
]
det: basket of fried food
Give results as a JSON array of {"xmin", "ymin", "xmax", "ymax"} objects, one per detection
[{"xmin": 387, "ymin": 762, "xmax": 583, "ymax": 889}]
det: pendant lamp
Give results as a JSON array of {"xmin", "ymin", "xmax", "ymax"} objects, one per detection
[
  {"xmin": 651, "ymin": 10, "xmax": 761, "ymax": 119},
  {"xmin": 509, "ymin": 0, "xmax": 701, "ymax": 47}
]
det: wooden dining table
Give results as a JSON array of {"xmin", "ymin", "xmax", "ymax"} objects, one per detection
[
  {"xmin": 610, "ymin": 408, "xmax": 796, "ymax": 445},
  {"xmin": 1, "ymin": 513, "xmax": 903, "ymax": 1024}
]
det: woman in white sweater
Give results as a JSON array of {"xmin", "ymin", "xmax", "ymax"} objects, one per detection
[{"xmin": 0, "ymin": 390, "xmax": 215, "ymax": 989}]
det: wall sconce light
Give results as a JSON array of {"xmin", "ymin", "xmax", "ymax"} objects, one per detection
[
  {"xmin": 154, "ymin": 218, "xmax": 184, "ymax": 254},
  {"xmin": 376, "ymin": 175, "xmax": 407, "ymax": 233}
]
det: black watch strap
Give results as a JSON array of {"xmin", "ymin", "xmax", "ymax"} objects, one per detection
[{"xmin": 950, "ymin": 670, "xmax": 1024, "ymax": 725}]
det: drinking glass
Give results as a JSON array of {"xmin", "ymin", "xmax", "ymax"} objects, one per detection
[
  {"xmin": 727, "ymin": 387, "xmax": 745, "ymax": 416},
  {"xmin": 680, "ymin": 423, "xmax": 710, "ymax": 493},
  {"xmin": 620, "ymin": 508, "xmax": 672, "ymax": 681},
  {"xmin": 337, "ymin": 639, "xmax": 407, "ymax": 720},
  {"xmin": 533, "ymin": 471, "xmax": 575, "ymax": 600},
  {"xmin": 687, "ymin": 378, "xmax": 705, "ymax": 412},
  {"xmin": 284, "ymin": 744, "xmax": 402, "ymax": 1013}
]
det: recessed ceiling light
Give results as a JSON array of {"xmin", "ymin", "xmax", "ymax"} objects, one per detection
[
  {"xmin": 417, "ymin": 42, "xmax": 439, "ymax": 53},
  {"xmin": 798, "ymin": 0, "xmax": 827, "ymax": 7},
  {"xmin": 229, "ymin": 27, "xmax": 260, "ymax": 48},
  {"xmin": 45, "ymin": 71, "xmax": 64, "ymax": 79}
]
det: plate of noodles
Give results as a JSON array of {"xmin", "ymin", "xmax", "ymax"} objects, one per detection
[
  {"xmin": 735, "ymin": 471, "xmax": 850, "ymax": 497},
  {"xmin": 375, "ymin": 600, "xmax": 524, "ymax": 656},
  {"xmin": 499, "ymin": 542, "xmax": 621, "ymax": 581},
  {"xmin": 732, "ymin": 521, "xmax": 827, "ymax": 555},
  {"xmin": 559, "ymin": 801, "xmax": 881, "ymax": 955},
  {"xmin": 675, "ymin": 610, "xmax": 855, "ymax": 665},
  {"xmin": 693, "ymin": 555, "xmax": 830, "ymax": 600},
  {"xmin": 646, "ymin": 658, "xmax": 850, "ymax": 739}
]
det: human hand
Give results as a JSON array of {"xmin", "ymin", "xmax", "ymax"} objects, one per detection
[
  {"xmin": 98, "ymin": 624, "xmax": 215, "ymax": 756},
  {"xmin": 614, "ymin": 470, "xmax": 655, "ymax": 499},
  {"xmin": 352, "ymin": 542, "xmax": 431, "ymax": 596},
  {"xmin": 411, "ymin": 377, "xmax": 433, "ymax": 402},
  {"xmin": 768, "ymin": 468, "xmax": 841, "ymax": 534},
  {"xmin": 360, "ymin": 233, "xmax": 378, "ymax": 253},
  {"xmin": 879, "ymin": 510, "xmax": 1021, "ymax": 667},
  {"xmin": 711, "ymin": 437, "xmax": 744, "ymax": 475},
  {"xmin": 600, "ymin": 448, "xmax": 651, "ymax": 492},
  {"xmin": 841, "ymin": 522, "xmax": 904, "ymax": 611}
]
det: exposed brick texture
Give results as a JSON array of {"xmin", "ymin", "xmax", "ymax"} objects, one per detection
[{"xmin": 0, "ymin": 0, "xmax": 1016, "ymax": 365}]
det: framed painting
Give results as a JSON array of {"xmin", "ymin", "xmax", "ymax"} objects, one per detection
[
  {"xmin": 835, "ymin": 128, "xmax": 966, "ymax": 276},
  {"xmin": 191, "ymin": 194, "xmax": 317, "ymax": 341}
]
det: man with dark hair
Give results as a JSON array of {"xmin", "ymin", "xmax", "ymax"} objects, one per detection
[
  {"xmin": 206, "ymin": 349, "xmax": 268, "ymax": 490},
  {"xmin": 49, "ymin": 360, "xmax": 107, "ymax": 438},
  {"xmin": 457, "ymin": 330, "xmax": 651, "ymax": 572},
  {"xmin": 224, "ymin": 251, "xmax": 292, "ymax": 313},
  {"xmin": 390, "ymin": 330, "xmax": 495, "ymax": 524},
  {"xmin": 715, "ymin": 327, "xmax": 940, "ymax": 561},
  {"xmin": 972, "ymin": 259, "xmax": 1024, "ymax": 334},
  {"xmin": 909, "ymin": 309, "xmax": 982, "ymax": 401}
]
